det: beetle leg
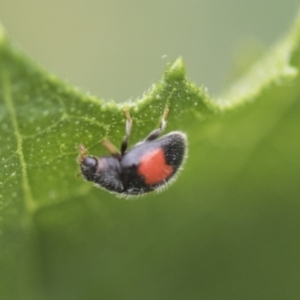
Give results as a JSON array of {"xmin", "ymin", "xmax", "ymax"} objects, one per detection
[
  {"xmin": 145, "ymin": 106, "xmax": 169, "ymax": 142},
  {"xmin": 102, "ymin": 138, "xmax": 120, "ymax": 157},
  {"xmin": 120, "ymin": 108, "xmax": 132, "ymax": 155}
]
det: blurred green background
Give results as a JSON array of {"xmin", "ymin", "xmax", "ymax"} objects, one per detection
[
  {"xmin": 1, "ymin": 1, "xmax": 300, "ymax": 300},
  {"xmin": 0, "ymin": 0, "xmax": 298, "ymax": 100}
]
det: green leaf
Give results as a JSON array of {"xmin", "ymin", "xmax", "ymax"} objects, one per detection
[{"xmin": 1, "ymin": 11, "xmax": 300, "ymax": 299}]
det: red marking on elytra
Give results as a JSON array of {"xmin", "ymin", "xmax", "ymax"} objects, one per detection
[{"xmin": 138, "ymin": 148, "xmax": 173, "ymax": 185}]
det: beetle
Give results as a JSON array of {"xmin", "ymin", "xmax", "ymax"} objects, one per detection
[{"xmin": 78, "ymin": 107, "xmax": 187, "ymax": 197}]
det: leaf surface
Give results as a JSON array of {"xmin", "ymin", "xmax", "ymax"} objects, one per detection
[{"xmin": 1, "ymin": 14, "xmax": 300, "ymax": 299}]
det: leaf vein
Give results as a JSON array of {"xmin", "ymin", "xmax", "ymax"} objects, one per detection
[{"xmin": 1, "ymin": 72, "xmax": 37, "ymax": 214}]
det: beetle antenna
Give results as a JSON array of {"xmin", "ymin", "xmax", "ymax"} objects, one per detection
[{"xmin": 77, "ymin": 144, "xmax": 88, "ymax": 163}]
